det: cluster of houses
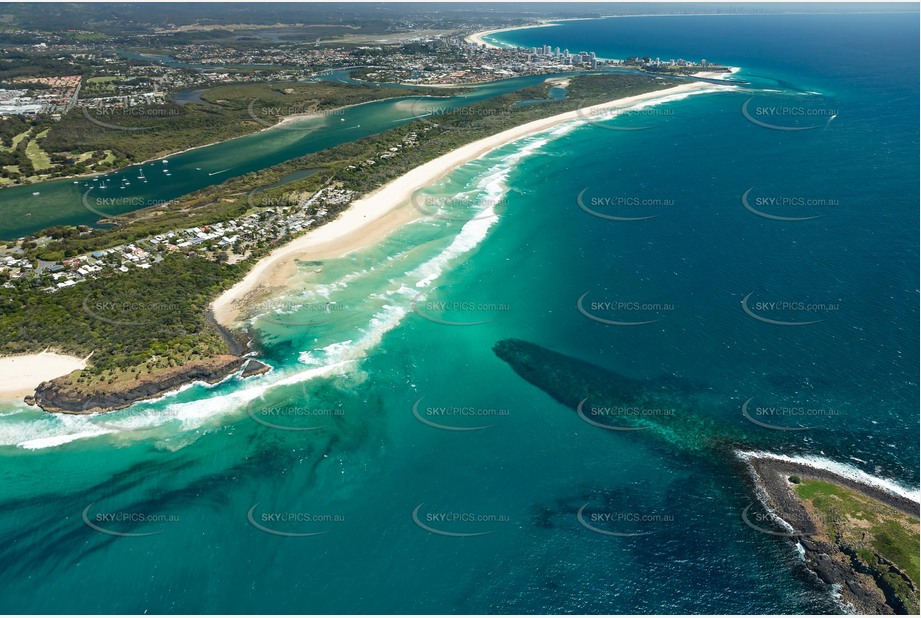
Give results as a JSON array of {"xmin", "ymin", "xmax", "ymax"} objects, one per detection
[
  {"xmin": 347, "ymin": 129, "xmax": 423, "ymax": 171},
  {"xmin": 167, "ymin": 43, "xmax": 354, "ymax": 69},
  {"xmin": 354, "ymin": 38, "xmax": 593, "ymax": 85},
  {"xmin": 78, "ymin": 91, "xmax": 169, "ymax": 112},
  {"xmin": 0, "ymin": 75, "xmax": 81, "ymax": 117},
  {"xmin": 1, "ymin": 180, "xmax": 366, "ymax": 292}
]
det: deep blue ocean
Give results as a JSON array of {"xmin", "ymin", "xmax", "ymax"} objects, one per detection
[{"xmin": 0, "ymin": 11, "xmax": 917, "ymax": 614}]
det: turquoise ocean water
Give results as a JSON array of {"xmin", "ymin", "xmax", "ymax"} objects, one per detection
[{"xmin": 0, "ymin": 12, "xmax": 917, "ymax": 614}]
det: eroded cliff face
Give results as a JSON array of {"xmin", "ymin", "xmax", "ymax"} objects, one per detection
[{"xmin": 27, "ymin": 354, "xmax": 249, "ymax": 414}]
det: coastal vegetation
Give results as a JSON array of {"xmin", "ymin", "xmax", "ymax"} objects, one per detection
[
  {"xmin": 21, "ymin": 73, "xmax": 669, "ymax": 263},
  {"xmin": 794, "ymin": 479, "xmax": 919, "ymax": 614},
  {"xmin": 6, "ymin": 80, "xmax": 453, "ymax": 186},
  {"xmin": 2, "ymin": 72, "xmax": 672, "ymax": 410},
  {"xmin": 0, "ymin": 253, "xmax": 235, "ymax": 371},
  {"xmin": 492, "ymin": 337, "xmax": 920, "ymax": 615}
]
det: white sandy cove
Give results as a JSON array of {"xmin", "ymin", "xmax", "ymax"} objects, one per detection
[
  {"xmin": 212, "ymin": 81, "xmax": 723, "ymax": 326},
  {"xmin": 464, "ymin": 20, "xmax": 589, "ymax": 48},
  {"xmin": 0, "ymin": 351, "xmax": 87, "ymax": 400}
]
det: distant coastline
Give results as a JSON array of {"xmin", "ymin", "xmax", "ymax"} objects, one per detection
[
  {"xmin": 464, "ymin": 22, "xmax": 560, "ymax": 49},
  {"xmin": 463, "ymin": 18, "xmax": 600, "ymax": 49}
]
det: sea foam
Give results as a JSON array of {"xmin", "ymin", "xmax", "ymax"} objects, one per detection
[
  {"xmin": 736, "ymin": 449, "xmax": 921, "ymax": 503},
  {"xmin": 2, "ymin": 90, "xmax": 722, "ymax": 450}
]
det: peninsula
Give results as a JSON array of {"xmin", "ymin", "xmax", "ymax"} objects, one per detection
[
  {"xmin": 493, "ymin": 337, "xmax": 920, "ymax": 616},
  {"xmin": 0, "ymin": 73, "xmax": 729, "ymax": 413},
  {"xmin": 745, "ymin": 455, "xmax": 919, "ymax": 615}
]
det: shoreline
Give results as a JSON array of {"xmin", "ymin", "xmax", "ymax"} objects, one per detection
[
  {"xmin": 2, "ymin": 90, "xmax": 464, "ymax": 196},
  {"xmin": 743, "ymin": 454, "xmax": 919, "ymax": 520},
  {"xmin": 464, "ymin": 18, "xmax": 597, "ymax": 48},
  {"xmin": 743, "ymin": 454, "xmax": 919, "ymax": 615},
  {"xmin": 270, "ymin": 91, "xmax": 460, "ymax": 129},
  {"xmin": 211, "ymin": 80, "xmax": 728, "ymax": 327},
  {"xmin": 465, "ymin": 23, "xmax": 555, "ymax": 48},
  {"xmin": 0, "ymin": 351, "xmax": 88, "ymax": 401}
]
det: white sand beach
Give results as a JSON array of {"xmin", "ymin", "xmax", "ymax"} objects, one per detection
[
  {"xmin": 0, "ymin": 352, "xmax": 88, "ymax": 400},
  {"xmin": 464, "ymin": 23, "xmax": 556, "ymax": 48},
  {"xmin": 463, "ymin": 18, "xmax": 598, "ymax": 48},
  {"xmin": 211, "ymin": 80, "xmax": 726, "ymax": 326}
]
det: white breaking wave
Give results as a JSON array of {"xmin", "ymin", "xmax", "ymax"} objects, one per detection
[
  {"xmin": 736, "ymin": 449, "xmax": 920, "ymax": 503},
  {"xmin": 19, "ymin": 429, "xmax": 115, "ymax": 450},
  {"xmin": 2, "ymin": 89, "xmax": 725, "ymax": 450}
]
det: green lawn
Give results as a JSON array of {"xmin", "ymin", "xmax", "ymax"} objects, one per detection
[
  {"xmin": 795, "ymin": 479, "xmax": 919, "ymax": 611},
  {"xmin": 0, "ymin": 129, "xmax": 31, "ymax": 153},
  {"xmin": 24, "ymin": 128, "xmax": 53, "ymax": 170}
]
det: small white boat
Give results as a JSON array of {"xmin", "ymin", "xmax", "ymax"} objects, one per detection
[{"xmin": 32, "ymin": 191, "xmax": 40, "ymax": 196}]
